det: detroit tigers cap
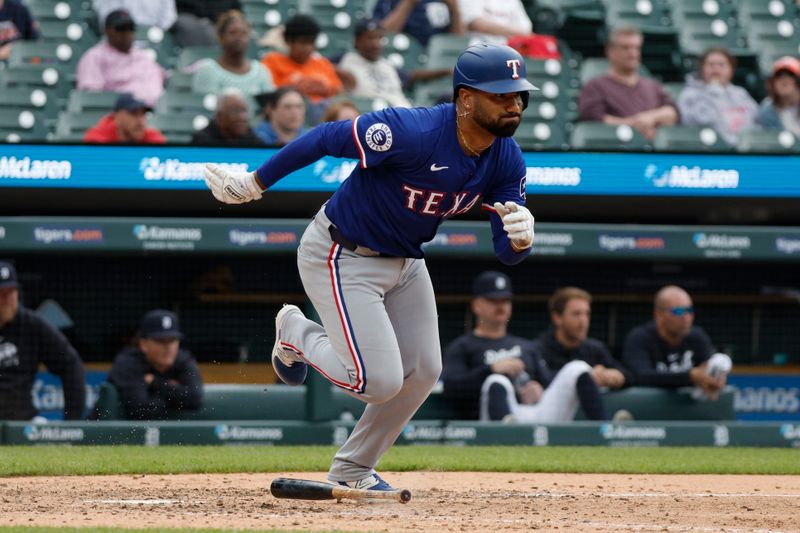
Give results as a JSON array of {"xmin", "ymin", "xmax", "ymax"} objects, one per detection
[
  {"xmin": 0, "ymin": 261, "xmax": 19, "ymax": 289},
  {"xmin": 473, "ymin": 271, "xmax": 513, "ymax": 299},
  {"xmin": 114, "ymin": 93, "xmax": 153, "ymax": 113},
  {"xmin": 140, "ymin": 309, "xmax": 183, "ymax": 340}
]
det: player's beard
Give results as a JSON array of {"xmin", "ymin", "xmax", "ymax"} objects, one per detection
[{"xmin": 473, "ymin": 105, "xmax": 521, "ymax": 138}]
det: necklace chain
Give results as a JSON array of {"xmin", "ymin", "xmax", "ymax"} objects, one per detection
[{"xmin": 456, "ymin": 114, "xmax": 491, "ymax": 157}]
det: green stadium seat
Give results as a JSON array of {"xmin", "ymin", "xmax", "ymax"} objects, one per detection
[
  {"xmin": 37, "ymin": 19, "xmax": 96, "ymax": 49},
  {"xmin": 25, "ymin": 0, "xmax": 80, "ymax": 22},
  {"xmin": 736, "ymin": 129, "xmax": 800, "ymax": 153},
  {"xmin": 755, "ymin": 40, "xmax": 800, "ymax": 78},
  {"xmin": 670, "ymin": 0, "xmax": 735, "ymax": 23},
  {"xmin": 243, "ymin": 0, "xmax": 300, "ymax": 36},
  {"xmin": 652, "ymin": 126, "xmax": 733, "ymax": 152},
  {"xmin": 149, "ymin": 112, "xmax": 210, "ymax": 144},
  {"xmin": 133, "ymin": 25, "xmax": 180, "ymax": 69},
  {"xmin": 165, "ymin": 71, "xmax": 195, "ymax": 93},
  {"xmin": 661, "ymin": 82, "xmax": 684, "ymax": 104},
  {"xmin": 602, "ymin": 0, "xmax": 674, "ymax": 34},
  {"xmin": 0, "ymin": 108, "xmax": 48, "ymax": 142},
  {"xmin": 176, "ymin": 46, "xmax": 219, "ymax": 70},
  {"xmin": 737, "ymin": 0, "xmax": 799, "ymax": 22},
  {"xmin": 0, "ymin": 64, "xmax": 70, "ymax": 104},
  {"xmin": 514, "ymin": 116, "xmax": 568, "ymax": 150},
  {"xmin": 744, "ymin": 18, "xmax": 800, "ymax": 51},
  {"xmin": 67, "ymin": 90, "xmax": 122, "ymax": 113},
  {"xmin": 7, "ymin": 41, "xmax": 80, "ymax": 69},
  {"xmin": 154, "ymin": 91, "xmax": 217, "ymax": 116},
  {"xmin": 53, "ymin": 110, "xmax": 106, "ymax": 141},
  {"xmin": 0, "ymin": 86, "xmax": 59, "ymax": 124},
  {"xmin": 676, "ymin": 18, "xmax": 750, "ymax": 57},
  {"xmin": 570, "ymin": 122, "xmax": 650, "ymax": 150},
  {"xmin": 383, "ymin": 32, "xmax": 427, "ymax": 70},
  {"xmin": 426, "ymin": 34, "xmax": 471, "ymax": 69}
]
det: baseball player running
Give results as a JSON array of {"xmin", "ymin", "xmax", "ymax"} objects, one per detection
[{"xmin": 204, "ymin": 43, "xmax": 537, "ymax": 491}]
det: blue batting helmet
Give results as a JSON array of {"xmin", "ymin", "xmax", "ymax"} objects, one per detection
[{"xmin": 453, "ymin": 43, "xmax": 538, "ymax": 107}]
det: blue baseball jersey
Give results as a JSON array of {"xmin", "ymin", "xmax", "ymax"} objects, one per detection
[{"xmin": 257, "ymin": 103, "xmax": 529, "ymax": 260}]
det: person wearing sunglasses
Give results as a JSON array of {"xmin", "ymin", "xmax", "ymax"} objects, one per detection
[{"xmin": 621, "ymin": 285, "xmax": 731, "ymax": 401}]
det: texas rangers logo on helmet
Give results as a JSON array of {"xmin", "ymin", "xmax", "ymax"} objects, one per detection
[
  {"xmin": 506, "ymin": 59, "xmax": 521, "ymax": 79},
  {"xmin": 365, "ymin": 123, "xmax": 393, "ymax": 152}
]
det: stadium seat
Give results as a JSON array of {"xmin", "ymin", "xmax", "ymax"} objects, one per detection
[
  {"xmin": 25, "ymin": 0, "xmax": 80, "ymax": 22},
  {"xmin": 383, "ymin": 32, "xmax": 427, "ymax": 70},
  {"xmin": 53, "ymin": 110, "xmax": 107, "ymax": 141},
  {"xmin": 0, "ymin": 64, "xmax": 70, "ymax": 105},
  {"xmin": 531, "ymin": 0, "xmax": 605, "ymax": 58},
  {"xmin": 755, "ymin": 39, "xmax": 800, "ymax": 78},
  {"xmin": 149, "ymin": 112, "xmax": 210, "ymax": 144},
  {"xmin": 176, "ymin": 46, "xmax": 219, "ymax": 70},
  {"xmin": 67, "ymin": 90, "xmax": 122, "ymax": 113},
  {"xmin": 242, "ymin": 0, "xmax": 300, "ymax": 37},
  {"xmin": 6, "ymin": 41, "xmax": 80, "ymax": 70},
  {"xmin": 346, "ymin": 95, "xmax": 391, "ymax": 113},
  {"xmin": 426, "ymin": 34, "xmax": 471, "ymax": 69},
  {"xmin": 662, "ymin": 82, "xmax": 684, "ymax": 104},
  {"xmin": 165, "ymin": 71, "xmax": 195, "ymax": 93},
  {"xmin": 37, "ymin": 19, "xmax": 96, "ymax": 50},
  {"xmin": 154, "ymin": 91, "xmax": 217, "ymax": 116},
  {"xmin": 736, "ymin": 130, "xmax": 800, "ymax": 153},
  {"xmin": 737, "ymin": 0, "xmax": 799, "ymax": 22},
  {"xmin": 570, "ymin": 122, "xmax": 650, "ymax": 150},
  {"xmin": 0, "ymin": 87, "xmax": 59, "ymax": 125},
  {"xmin": 652, "ymin": 126, "xmax": 733, "ymax": 152},
  {"xmin": 133, "ymin": 25, "xmax": 180, "ymax": 69},
  {"xmin": 602, "ymin": 0, "xmax": 674, "ymax": 34},
  {"xmin": 514, "ymin": 116, "xmax": 568, "ymax": 150},
  {"xmin": 0, "ymin": 108, "xmax": 48, "ymax": 142},
  {"xmin": 670, "ymin": 0, "xmax": 735, "ymax": 23}
]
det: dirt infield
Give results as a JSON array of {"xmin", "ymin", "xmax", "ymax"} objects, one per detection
[{"xmin": 2, "ymin": 472, "xmax": 799, "ymax": 532}]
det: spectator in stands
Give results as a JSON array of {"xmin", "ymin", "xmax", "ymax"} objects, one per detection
[
  {"xmin": 457, "ymin": 0, "xmax": 532, "ymax": 46},
  {"xmin": 93, "ymin": 0, "xmax": 177, "ymax": 32},
  {"xmin": 372, "ymin": 0, "xmax": 465, "ymax": 46},
  {"xmin": 191, "ymin": 87, "xmax": 264, "ymax": 145},
  {"xmin": 76, "ymin": 9, "xmax": 167, "ymax": 106},
  {"xmin": 172, "ymin": 0, "xmax": 241, "ymax": 47},
  {"xmin": 108, "ymin": 309, "xmax": 203, "ymax": 420},
  {"xmin": 0, "ymin": 0, "xmax": 39, "ymax": 62},
  {"xmin": 191, "ymin": 10, "xmax": 274, "ymax": 99},
  {"xmin": 339, "ymin": 19, "xmax": 451, "ymax": 108},
  {"xmin": 320, "ymin": 99, "xmax": 361, "ymax": 122},
  {"xmin": 578, "ymin": 26, "xmax": 677, "ymax": 140},
  {"xmin": 756, "ymin": 56, "xmax": 800, "ymax": 137},
  {"xmin": 83, "ymin": 93, "xmax": 166, "ymax": 144},
  {"xmin": 261, "ymin": 14, "xmax": 343, "ymax": 123},
  {"xmin": 254, "ymin": 87, "xmax": 308, "ymax": 146},
  {"xmin": 0, "ymin": 261, "xmax": 86, "ymax": 421},
  {"xmin": 622, "ymin": 285, "xmax": 732, "ymax": 401},
  {"xmin": 339, "ymin": 19, "xmax": 412, "ymax": 108},
  {"xmin": 441, "ymin": 271, "xmax": 609, "ymax": 422},
  {"xmin": 535, "ymin": 287, "xmax": 631, "ymax": 390},
  {"xmin": 678, "ymin": 47, "xmax": 758, "ymax": 146}
]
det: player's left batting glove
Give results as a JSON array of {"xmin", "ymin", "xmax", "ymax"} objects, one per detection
[
  {"xmin": 493, "ymin": 201, "xmax": 535, "ymax": 251},
  {"xmin": 204, "ymin": 163, "xmax": 263, "ymax": 204}
]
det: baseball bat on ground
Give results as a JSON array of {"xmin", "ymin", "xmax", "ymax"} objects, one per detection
[{"xmin": 270, "ymin": 477, "xmax": 412, "ymax": 504}]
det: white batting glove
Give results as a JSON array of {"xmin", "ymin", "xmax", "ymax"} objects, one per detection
[
  {"xmin": 204, "ymin": 163, "xmax": 263, "ymax": 204},
  {"xmin": 493, "ymin": 201, "xmax": 534, "ymax": 251}
]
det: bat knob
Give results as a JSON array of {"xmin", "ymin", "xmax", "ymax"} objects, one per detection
[{"xmin": 399, "ymin": 489, "xmax": 412, "ymax": 503}]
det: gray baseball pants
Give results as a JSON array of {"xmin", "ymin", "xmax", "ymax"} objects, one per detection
[{"xmin": 281, "ymin": 207, "xmax": 442, "ymax": 482}]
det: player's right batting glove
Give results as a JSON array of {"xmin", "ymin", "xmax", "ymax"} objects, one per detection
[
  {"xmin": 204, "ymin": 163, "xmax": 263, "ymax": 204},
  {"xmin": 493, "ymin": 201, "xmax": 535, "ymax": 251}
]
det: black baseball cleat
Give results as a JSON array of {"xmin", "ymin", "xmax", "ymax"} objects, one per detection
[{"xmin": 271, "ymin": 304, "xmax": 308, "ymax": 386}]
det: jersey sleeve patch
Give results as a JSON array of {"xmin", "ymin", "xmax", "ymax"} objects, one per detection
[
  {"xmin": 519, "ymin": 175, "xmax": 527, "ymax": 201},
  {"xmin": 364, "ymin": 122, "xmax": 393, "ymax": 152}
]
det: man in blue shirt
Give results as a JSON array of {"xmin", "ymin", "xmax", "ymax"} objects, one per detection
[{"xmin": 204, "ymin": 43, "xmax": 536, "ymax": 492}]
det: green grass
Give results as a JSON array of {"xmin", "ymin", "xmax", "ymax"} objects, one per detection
[{"xmin": 1, "ymin": 446, "xmax": 798, "ymax": 477}]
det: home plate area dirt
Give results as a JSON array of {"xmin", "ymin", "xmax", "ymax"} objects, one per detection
[{"xmin": 1, "ymin": 472, "xmax": 799, "ymax": 532}]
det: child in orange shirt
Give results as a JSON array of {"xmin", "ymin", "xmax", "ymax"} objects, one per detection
[{"xmin": 261, "ymin": 15, "xmax": 343, "ymax": 106}]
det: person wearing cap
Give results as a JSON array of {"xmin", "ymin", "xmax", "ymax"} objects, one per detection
[
  {"xmin": 678, "ymin": 47, "xmax": 759, "ymax": 146},
  {"xmin": 83, "ymin": 93, "xmax": 166, "ymax": 144},
  {"xmin": 191, "ymin": 87, "xmax": 264, "ymax": 146},
  {"xmin": 0, "ymin": 261, "xmax": 86, "ymax": 421},
  {"xmin": 202, "ymin": 43, "xmax": 536, "ymax": 491},
  {"xmin": 76, "ymin": 9, "xmax": 167, "ymax": 106},
  {"xmin": 93, "ymin": 0, "xmax": 177, "ymax": 32},
  {"xmin": 756, "ymin": 56, "xmax": 800, "ymax": 137},
  {"xmin": 534, "ymin": 287, "xmax": 631, "ymax": 389},
  {"xmin": 579, "ymin": 25, "xmax": 677, "ymax": 140},
  {"xmin": 191, "ymin": 10, "xmax": 274, "ymax": 100},
  {"xmin": 442, "ymin": 271, "xmax": 610, "ymax": 423},
  {"xmin": 0, "ymin": 0, "xmax": 40, "ymax": 62},
  {"xmin": 372, "ymin": 0, "xmax": 465, "ymax": 47},
  {"xmin": 261, "ymin": 14, "xmax": 343, "ymax": 108},
  {"xmin": 622, "ymin": 286, "xmax": 732, "ymax": 401},
  {"xmin": 108, "ymin": 309, "xmax": 203, "ymax": 420},
  {"xmin": 254, "ymin": 87, "xmax": 308, "ymax": 146},
  {"xmin": 338, "ymin": 19, "xmax": 413, "ymax": 108}
]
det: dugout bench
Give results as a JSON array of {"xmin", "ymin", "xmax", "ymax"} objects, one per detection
[{"xmin": 94, "ymin": 382, "xmax": 736, "ymax": 421}]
